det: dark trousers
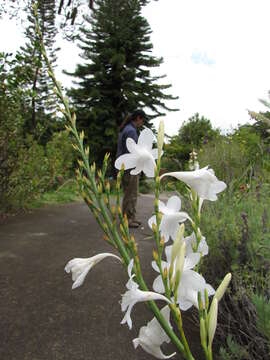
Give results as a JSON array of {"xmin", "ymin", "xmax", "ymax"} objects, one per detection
[{"xmin": 122, "ymin": 172, "xmax": 138, "ymax": 221}]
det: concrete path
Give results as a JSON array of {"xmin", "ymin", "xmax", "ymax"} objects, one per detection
[{"xmin": 0, "ymin": 195, "xmax": 202, "ymax": 360}]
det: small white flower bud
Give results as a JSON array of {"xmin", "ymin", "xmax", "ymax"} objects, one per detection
[
  {"xmin": 208, "ymin": 298, "xmax": 218, "ymax": 347},
  {"xmin": 157, "ymin": 120, "xmax": 164, "ymax": 157},
  {"xmin": 214, "ymin": 273, "xmax": 232, "ymax": 301},
  {"xmin": 171, "ymin": 224, "xmax": 185, "ymax": 264}
]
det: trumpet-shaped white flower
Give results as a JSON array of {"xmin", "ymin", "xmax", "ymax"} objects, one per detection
[
  {"xmin": 65, "ymin": 253, "xmax": 121, "ymax": 289},
  {"xmin": 160, "ymin": 166, "xmax": 226, "ymax": 201},
  {"xmin": 115, "ymin": 128, "xmax": 158, "ymax": 177},
  {"xmin": 121, "ymin": 260, "xmax": 171, "ymax": 329},
  {"xmin": 152, "ymin": 246, "xmax": 214, "ymax": 310},
  {"xmin": 133, "ymin": 306, "xmax": 176, "ymax": 359},
  {"xmin": 184, "ymin": 232, "xmax": 208, "ymax": 256},
  {"xmin": 148, "ymin": 196, "xmax": 190, "ymax": 242}
]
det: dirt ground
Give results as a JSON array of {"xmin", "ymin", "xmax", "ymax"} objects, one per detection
[{"xmin": 0, "ymin": 195, "xmax": 204, "ymax": 360}]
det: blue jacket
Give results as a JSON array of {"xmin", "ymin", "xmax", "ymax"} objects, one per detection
[{"xmin": 116, "ymin": 122, "xmax": 138, "ymax": 158}]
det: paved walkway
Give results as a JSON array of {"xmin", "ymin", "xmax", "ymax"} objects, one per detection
[{"xmin": 0, "ymin": 195, "xmax": 202, "ymax": 360}]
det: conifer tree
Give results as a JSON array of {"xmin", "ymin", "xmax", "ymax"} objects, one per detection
[
  {"xmin": 17, "ymin": 0, "xmax": 60, "ymax": 143},
  {"xmin": 66, "ymin": 0, "xmax": 178, "ymax": 165}
]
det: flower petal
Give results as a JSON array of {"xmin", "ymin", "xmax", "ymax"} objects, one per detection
[
  {"xmin": 166, "ymin": 196, "xmax": 181, "ymax": 212},
  {"xmin": 143, "ymin": 157, "xmax": 156, "ymax": 177},
  {"xmin": 71, "ymin": 263, "xmax": 92, "ymax": 289},
  {"xmin": 115, "ymin": 154, "xmax": 137, "ymax": 170},
  {"xmin": 138, "ymin": 128, "xmax": 155, "ymax": 150},
  {"xmin": 183, "ymin": 253, "xmax": 200, "ymax": 270},
  {"xmin": 148, "ymin": 215, "xmax": 156, "ymax": 231},
  {"xmin": 153, "ymin": 275, "xmax": 165, "ymax": 294},
  {"xmin": 126, "ymin": 137, "xmax": 137, "ymax": 153}
]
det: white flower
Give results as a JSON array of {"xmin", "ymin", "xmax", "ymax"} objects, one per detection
[
  {"xmin": 115, "ymin": 128, "xmax": 158, "ymax": 177},
  {"xmin": 148, "ymin": 196, "xmax": 190, "ymax": 242},
  {"xmin": 160, "ymin": 166, "xmax": 227, "ymax": 201},
  {"xmin": 184, "ymin": 232, "xmax": 208, "ymax": 256},
  {"xmin": 121, "ymin": 260, "xmax": 171, "ymax": 329},
  {"xmin": 65, "ymin": 253, "xmax": 121, "ymax": 289},
  {"xmin": 133, "ymin": 306, "xmax": 176, "ymax": 359},
  {"xmin": 152, "ymin": 247, "xmax": 214, "ymax": 310}
]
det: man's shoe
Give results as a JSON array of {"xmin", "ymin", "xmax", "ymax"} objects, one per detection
[
  {"xmin": 128, "ymin": 221, "xmax": 140, "ymax": 228},
  {"xmin": 133, "ymin": 219, "xmax": 142, "ymax": 225}
]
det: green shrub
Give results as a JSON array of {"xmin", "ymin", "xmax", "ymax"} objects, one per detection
[
  {"xmin": 46, "ymin": 130, "xmax": 75, "ymax": 187},
  {"xmin": 8, "ymin": 136, "xmax": 50, "ymax": 209}
]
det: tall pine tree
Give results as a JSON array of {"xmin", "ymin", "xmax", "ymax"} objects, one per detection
[
  {"xmin": 17, "ymin": 0, "xmax": 60, "ymax": 143},
  {"xmin": 66, "ymin": 0, "xmax": 178, "ymax": 165}
]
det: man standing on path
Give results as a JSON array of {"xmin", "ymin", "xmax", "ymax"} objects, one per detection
[{"xmin": 116, "ymin": 110, "xmax": 147, "ymax": 228}]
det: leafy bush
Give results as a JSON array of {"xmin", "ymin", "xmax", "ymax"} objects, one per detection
[
  {"xmin": 8, "ymin": 136, "xmax": 50, "ymax": 209},
  {"xmin": 163, "ymin": 113, "xmax": 220, "ymax": 171},
  {"xmin": 46, "ymin": 130, "xmax": 75, "ymax": 188}
]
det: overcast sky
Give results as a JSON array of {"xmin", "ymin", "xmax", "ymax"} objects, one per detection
[{"xmin": 1, "ymin": 0, "xmax": 270, "ymax": 136}]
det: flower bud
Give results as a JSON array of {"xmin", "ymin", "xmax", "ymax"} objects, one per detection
[
  {"xmin": 124, "ymin": 214, "xmax": 129, "ymax": 227},
  {"xmin": 77, "ymin": 159, "xmax": 83, "ymax": 167},
  {"xmin": 97, "ymin": 183, "xmax": 103, "ymax": 194},
  {"xmin": 85, "ymin": 146, "xmax": 90, "ymax": 157},
  {"xmin": 104, "ymin": 152, "xmax": 110, "ymax": 163},
  {"xmin": 200, "ymin": 318, "xmax": 207, "ymax": 348},
  {"xmin": 214, "ymin": 273, "xmax": 232, "ymax": 302},
  {"xmin": 197, "ymin": 291, "xmax": 204, "ymax": 315},
  {"xmin": 151, "ymin": 222, "xmax": 156, "ymax": 232},
  {"xmin": 105, "ymin": 181, "xmax": 110, "ymax": 193},
  {"xmin": 160, "ymin": 236, "xmax": 165, "ymax": 248},
  {"xmin": 72, "ymin": 144, "xmax": 79, "ymax": 151},
  {"xmin": 157, "ymin": 120, "xmax": 164, "ymax": 157},
  {"xmin": 208, "ymin": 298, "xmax": 218, "ymax": 347},
  {"xmin": 153, "ymin": 250, "xmax": 159, "ymax": 261},
  {"xmin": 65, "ymin": 125, "xmax": 72, "ymax": 132},
  {"xmin": 111, "ymin": 205, "xmax": 116, "ymax": 215},
  {"xmin": 90, "ymin": 162, "xmax": 96, "ymax": 173},
  {"xmin": 120, "ymin": 223, "xmax": 125, "ymax": 235},
  {"xmin": 175, "ymin": 242, "xmax": 186, "ymax": 274},
  {"xmin": 204, "ymin": 288, "xmax": 209, "ymax": 312},
  {"xmin": 71, "ymin": 112, "xmax": 76, "ymax": 124},
  {"xmin": 163, "ymin": 267, "xmax": 168, "ymax": 279},
  {"xmin": 97, "ymin": 170, "xmax": 102, "ymax": 178},
  {"xmin": 171, "ymin": 224, "xmax": 185, "ymax": 264}
]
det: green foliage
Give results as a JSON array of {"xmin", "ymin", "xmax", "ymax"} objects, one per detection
[
  {"xmin": 8, "ymin": 137, "xmax": 50, "ymax": 209},
  {"xmin": 200, "ymin": 184, "xmax": 270, "ymax": 283},
  {"xmin": 164, "ymin": 113, "xmax": 220, "ymax": 171},
  {"xmin": 0, "ymin": 124, "xmax": 75, "ymax": 211},
  {"xmin": 252, "ymin": 294, "xmax": 270, "ymax": 341},
  {"xmin": 198, "ymin": 127, "xmax": 270, "ymax": 190},
  {"xmin": 46, "ymin": 130, "xmax": 75, "ymax": 187},
  {"xmin": 16, "ymin": 0, "xmax": 60, "ymax": 143},
  {"xmin": 66, "ymin": 0, "xmax": 178, "ymax": 166},
  {"xmin": 219, "ymin": 335, "xmax": 249, "ymax": 360},
  {"xmin": 139, "ymin": 177, "xmax": 155, "ymax": 194},
  {"xmin": 30, "ymin": 180, "xmax": 80, "ymax": 208}
]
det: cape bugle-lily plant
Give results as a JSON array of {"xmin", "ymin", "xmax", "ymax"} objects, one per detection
[{"xmin": 35, "ymin": 7, "xmax": 232, "ymax": 359}]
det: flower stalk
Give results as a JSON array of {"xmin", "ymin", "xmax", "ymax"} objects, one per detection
[{"xmin": 35, "ymin": 6, "xmax": 231, "ymax": 360}]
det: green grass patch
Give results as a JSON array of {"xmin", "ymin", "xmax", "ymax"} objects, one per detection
[{"xmin": 30, "ymin": 179, "xmax": 81, "ymax": 208}]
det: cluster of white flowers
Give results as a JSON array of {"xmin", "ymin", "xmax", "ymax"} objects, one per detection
[{"xmin": 65, "ymin": 125, "xmax": 229, "ymax": 359}]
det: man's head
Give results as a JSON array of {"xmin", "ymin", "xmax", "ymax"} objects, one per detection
[{"xmin": 131, "ymin": 109, "xmax": 147, "ymax": 128}]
